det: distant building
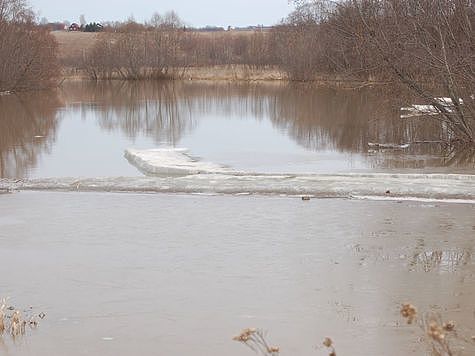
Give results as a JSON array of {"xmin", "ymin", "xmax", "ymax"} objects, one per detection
[{"xmin": 68, "ymin": 23, "xmax": 81, "ymax": 31}]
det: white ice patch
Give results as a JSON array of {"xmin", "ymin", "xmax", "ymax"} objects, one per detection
[
  {"xmin": 1, "ymin": 173, "xmax": 474, "ymax": 202},
  {"xmin": 400, "ymin": 97, "xmax": 464, "ymax": 118},
  {"xmin": 1, "ymin": 147, "xmax": 473, "ymax": 202},
  {"xmin": 368, "ymin": 142, "xmax": 410, "ymax": 149},
  {"xmin": 124, "ymin": 148, "xmax": 235, "ymax": 176}
]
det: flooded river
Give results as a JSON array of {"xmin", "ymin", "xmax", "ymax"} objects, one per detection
[
  {"xmin": 1, "ymin": 81, "xmax": 474, "ymax": 178},
  {"xmin": 0, "ymin": 81, "xmax": 474, "ymax": 355}
]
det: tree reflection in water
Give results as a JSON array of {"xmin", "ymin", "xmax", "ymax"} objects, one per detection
[
  {"xmin": 74, "ymin": 81, "xmax": 472, "ymax": 168},
  {"xmin": 0, "ymin": 92, "xmax": 61, "ymax": 178},
  {"xmin": 409, "ymin": 250, "xmax": 473, "ymax": 273},
  {"xmin": 2, "ymin": 81, "xmax": 473, "ymax": 178}
]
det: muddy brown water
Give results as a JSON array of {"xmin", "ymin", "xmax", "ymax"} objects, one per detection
[
  {"xmin": 0, "ymin": 81, "xmax": 474, "ymax": 355},
  {"xmin": 0, "ymin": 192, "xmax": 474, "ymax": 355}
]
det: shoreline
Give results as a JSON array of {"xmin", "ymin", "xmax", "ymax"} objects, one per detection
[{"xmin": 60, "ymin": 65, "xmax": 386, "ymax": 88}]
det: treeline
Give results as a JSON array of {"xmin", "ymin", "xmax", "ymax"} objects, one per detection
[
  {"xmin": 84, "ymin": 30, "xmax": 275, "ymax": 80},
  {"xmin": 84, "ymin": 10, "xmax": 277, "ymax": 80},
  {"xmin": 0, "ymin": 0, "xmax": 59, "ymax": 92}
]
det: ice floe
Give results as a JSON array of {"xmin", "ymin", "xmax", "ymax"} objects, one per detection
[{"xmin": 125, "ymin": 148, "xmax": 235, "ymax": 176}]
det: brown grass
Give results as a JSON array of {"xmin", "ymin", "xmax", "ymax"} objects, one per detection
[{"xmin": 52, "ymin": 31, "xmax": 99, "ymax": 60}]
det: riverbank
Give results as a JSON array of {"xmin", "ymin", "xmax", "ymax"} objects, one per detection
[
  {"xmin": 60, "ymin": 65, "xmax": 287, "ymax": 82},
  {"xmin": 60, "ymin": 65, "xmax": 383, "ymax": 89}
]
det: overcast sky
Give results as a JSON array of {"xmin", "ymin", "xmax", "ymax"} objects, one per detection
[{"xmin": 30, "ymin": 0, "xmax": 294, "ymax": 27}]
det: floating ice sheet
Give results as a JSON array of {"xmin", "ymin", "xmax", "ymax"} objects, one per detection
[{"xmin": 124, "ymin": 148, "xmax": 235, "ymax": 176}]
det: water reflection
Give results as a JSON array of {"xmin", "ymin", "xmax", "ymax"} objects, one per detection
[
  {"xmin": 1, "ymin": 81, "xmax": 474, "ymax": 178},
  {"xmin": 409, "ymin": 250, "xmax": 473, "ymax": 273},
  {"xmin": 0, "ymin": 92, "xmax": 60, "ymax": 178},
  {"xmin": 59, "ymin": 81, "xmax": 198, "ymax": 145},
  {"xmin": 63, "ymin": 81, "xmax": 472, "ymax": 169}
]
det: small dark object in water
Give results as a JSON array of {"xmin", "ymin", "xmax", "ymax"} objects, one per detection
[
  {"xmin": 38, "ymin": 312, "xmax": 46, "ymax": 319},
  {"xmin": 385, "ymin": 190, "xmax": 391, "ymax": 194},
  {"xmin": 301, "ymin": 196, "xmax": 311, "ymax": 201}
]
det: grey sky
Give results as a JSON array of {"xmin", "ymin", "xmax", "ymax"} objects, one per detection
[{"xmin": 30, "ymin": 0, "xmax": 294, "ymax": 27}]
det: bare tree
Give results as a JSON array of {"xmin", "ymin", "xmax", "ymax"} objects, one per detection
[
  {"xmin": 281, "ymin": 0, "xmax": 475, "ymax": 146},
  {"xmin": 0, "ymin": 0, "xmax": 59, "ymax": 92}
]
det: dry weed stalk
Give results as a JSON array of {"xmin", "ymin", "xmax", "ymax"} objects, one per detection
[
  {"xmin": 233, "ymin": 328, "xmax": 280, "ymax": 356},
  {"xmin": 400, "ymin": 303, "xmax": 474, "ymax": 356},
  {"xmin": 0, "ymin": 298, "xmax": 6, "ymax": 335},
  {"xmin": 400, "ymin": 303, "xmax": 417, "ymax": 324},
  {"xmin": 10, "ymin": 310, "xmax": 25, "ymax": 336},
  {"xmin": 0, "ymin": 297, "xmax": 43, "ymax": 340},
  {"xmin": 323, "ymin": 337, "xmax": 336, "ymax": 356}
]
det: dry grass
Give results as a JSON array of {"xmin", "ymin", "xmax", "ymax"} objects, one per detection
[
  {"xmin": 233, "ymin": 328, "xmax": 280, "ymax": 356},
  {"xmin": 322, "ymin": 337, "xmax": 337, "ymax": 356},
  {"xmin": 400, "ymin": 303, "xmax": 475, "ymax": 356},
  {"xmin": 0, "ymin": 298, "xmax": 44, "ymax": 340},
  {"xmin": 52, "ymin": 31, "xmax": 99, "ymax": 61},
  {"xmin": 178, "ymin": 65, "xmax": 285, "ymax": 81},
  {"xmin": 233, "ymin": 328, "xmax": 339, "ymax": 356}
]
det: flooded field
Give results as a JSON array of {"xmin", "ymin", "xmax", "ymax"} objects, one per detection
[{"xmin": 0, "ymin": 81, "xmax": 474, "ymax": 355}]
